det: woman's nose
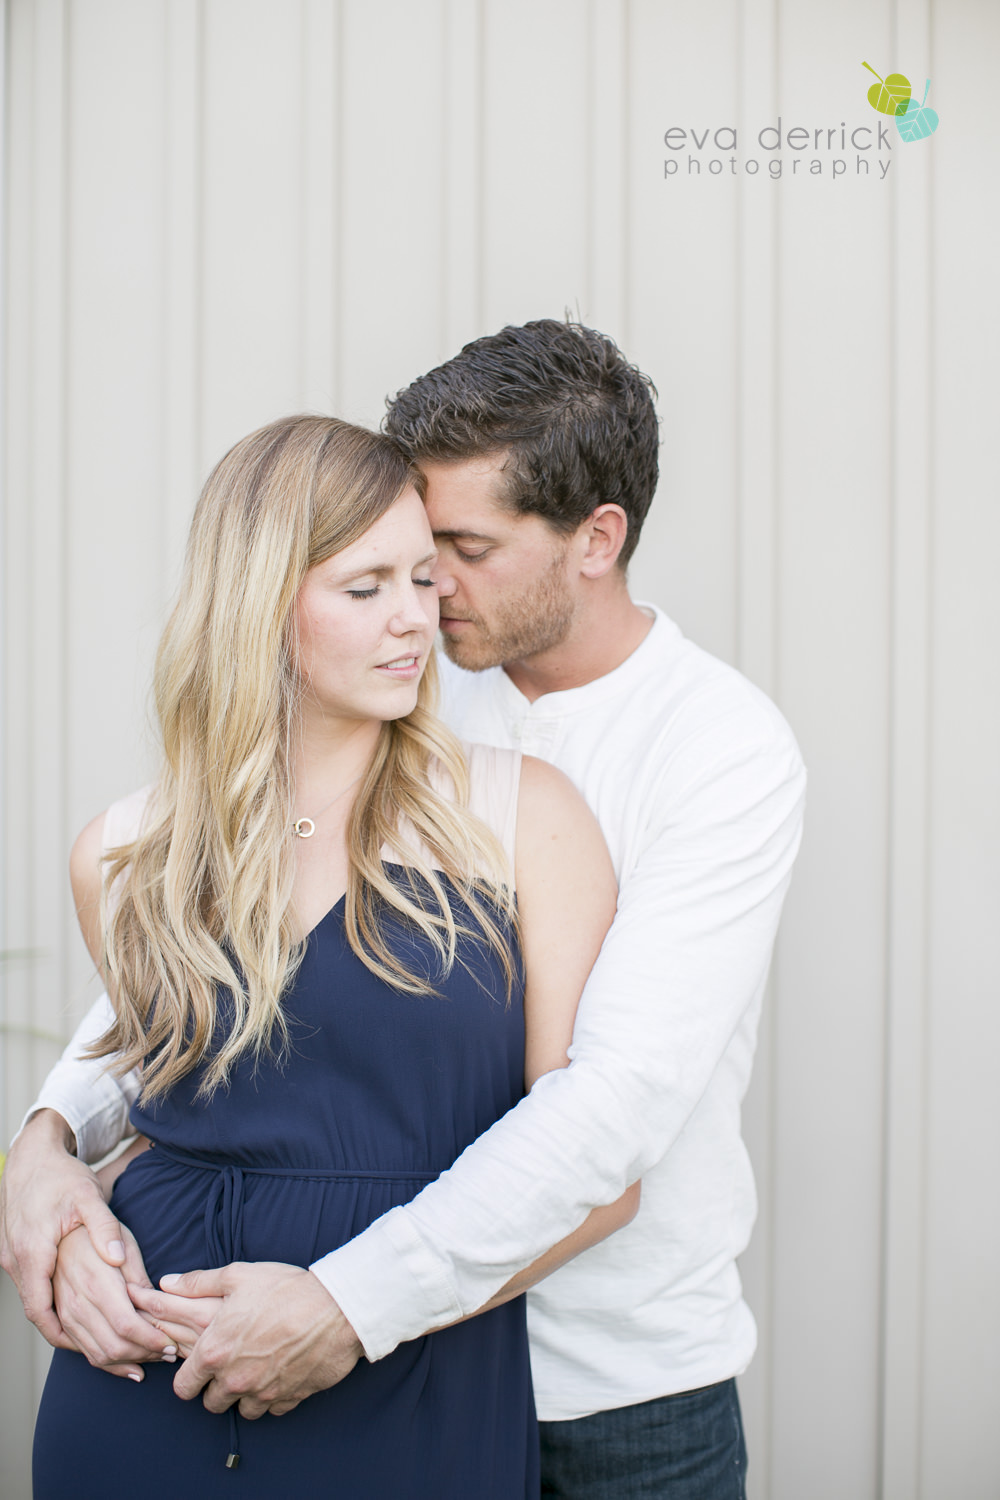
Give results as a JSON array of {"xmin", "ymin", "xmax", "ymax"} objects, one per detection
[{"xmin": 389, "ymin": 581, "xmax": 438, "ymax": 634}]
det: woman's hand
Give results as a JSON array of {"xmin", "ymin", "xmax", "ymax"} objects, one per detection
[
  {"xmin": 128, "ymin": 1281, "xmax": 223, "ymax": 1358},
  {"xmin": 52, "ymin": 1224, "xmax": 178, "ymax": 1379}
]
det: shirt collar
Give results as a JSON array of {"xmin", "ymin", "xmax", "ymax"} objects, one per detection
[{"xmin": 496, "ymin": 604, "xmax": 683, "ymax": 721}]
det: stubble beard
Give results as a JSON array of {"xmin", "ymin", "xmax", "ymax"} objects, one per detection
[{"xmin": 440, "ymin": 552, "xmax": 575, "ymax": 673}]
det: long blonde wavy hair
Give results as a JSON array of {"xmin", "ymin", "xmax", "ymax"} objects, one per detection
[{"xmin": 90, "ymin": 415, "xmax": 517, "ymax": 1100}]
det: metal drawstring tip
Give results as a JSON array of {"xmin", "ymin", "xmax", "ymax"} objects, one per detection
[{"xmin": 225, "ymin": 1453, "xmax": 240, "ymax": 1470}]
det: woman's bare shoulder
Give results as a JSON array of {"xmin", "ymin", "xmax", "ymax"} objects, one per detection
[
  {"xmin": 69, "ymin": 811, "xmax": 107, "ymax": 914},
  {"xmin": 69, "ymin": 785, "xmax": 155, "ymax": 958},
  {"xmin": 514, "ymin": 755, "xmax": 615, "ymax": 897}
]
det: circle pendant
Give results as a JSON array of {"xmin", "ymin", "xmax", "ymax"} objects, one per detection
[{"xmin": 293, "ymin": 817, "xmax": 316, "ymax": 839}]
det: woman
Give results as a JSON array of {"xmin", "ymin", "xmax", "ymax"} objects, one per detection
[{"xmin": 32, "ymin": 415, "xmax": 630, "ymax": 1498}]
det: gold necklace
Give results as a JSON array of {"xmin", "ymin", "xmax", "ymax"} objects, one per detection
[{"xmin": 292, "ymin": 773, "xmax": 364, "ymax": 839}]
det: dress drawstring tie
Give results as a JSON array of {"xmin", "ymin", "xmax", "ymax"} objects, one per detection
[
  {"xmin": 203, "ymin": 1164, "xmax": 246, "ymax": 1470},
  {"xmin": 151, "ymin": 1143, "xmax": 440, "ymax": 1474}
]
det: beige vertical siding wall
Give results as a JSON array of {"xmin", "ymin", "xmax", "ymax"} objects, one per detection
[{"xmin": 2, "ymin": 2, "xmax": 997, "ymax": 1495}]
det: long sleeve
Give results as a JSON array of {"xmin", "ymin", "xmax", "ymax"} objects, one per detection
[
  {"xmin": 310, "ymin": 710, "xmax": 806, "ymax": 1360},
  {"xmin": 17, "ymin": 993, "xmax": 139, "ymax": 1162}
]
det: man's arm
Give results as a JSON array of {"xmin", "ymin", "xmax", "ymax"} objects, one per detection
[
  {"xmin": 12, "ymin": 990, "xmax": 137, "ymax": 1163},
  {"xmin": 0, "ymin": 997, "xmax": 162, "ymax": 1373},
  {"xmin": 309, "ymin": 714, "xmax": 805, "ymax": 1357}
]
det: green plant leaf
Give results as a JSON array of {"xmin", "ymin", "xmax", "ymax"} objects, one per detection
[{"xmin": 862, "ymin": 61, "xmax": 911, "ymax": 116}]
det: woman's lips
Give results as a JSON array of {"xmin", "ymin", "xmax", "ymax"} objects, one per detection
[{"xmin": 376, "ymin": 655, "xmax": 421, "ymax": 678}]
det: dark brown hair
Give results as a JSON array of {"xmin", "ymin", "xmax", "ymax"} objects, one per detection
[{"xmin": 384, "ymin": 320, "xmax": 660, "ymax": 566}]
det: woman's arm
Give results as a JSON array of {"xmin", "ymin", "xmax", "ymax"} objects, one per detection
[{"xmin": 69, "ymin": 811, "xmax": 108, "ymax": 971}]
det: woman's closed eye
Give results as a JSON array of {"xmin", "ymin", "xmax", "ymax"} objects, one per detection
[{"xmin": 348, "ymin": 577, "xmax": 436, "ymax": 600}]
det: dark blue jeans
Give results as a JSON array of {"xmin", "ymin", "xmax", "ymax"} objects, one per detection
[{"xmin": 539, "ymin": 1379, "xmax": 747, "ymax": 1499}]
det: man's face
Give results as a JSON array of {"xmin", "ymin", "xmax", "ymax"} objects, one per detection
[{"xmin": 421, "ymin": 455, "xmax": 577, "ymax": 672}]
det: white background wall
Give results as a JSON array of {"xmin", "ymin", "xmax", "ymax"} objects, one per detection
[{"xmin": 2, "ymin": 2, "xmax": 998, "ymax": 1496}]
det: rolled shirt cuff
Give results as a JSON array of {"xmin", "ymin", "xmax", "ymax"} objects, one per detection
[{"xmin": 309, "ymin": 1206, "xmax": 464, "ymax": 1362}]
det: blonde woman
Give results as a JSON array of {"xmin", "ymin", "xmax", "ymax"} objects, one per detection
[{"xmin": 31, "ymin": 416, "xmax": 630, "ymax": 1499}]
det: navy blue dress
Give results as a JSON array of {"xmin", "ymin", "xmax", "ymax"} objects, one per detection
[{"xmin": 33, "ymin": 876, "xmax": 538, "ymax": 1498}]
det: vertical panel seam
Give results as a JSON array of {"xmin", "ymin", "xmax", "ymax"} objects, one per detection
[
  {"xmin": 876, "ymin": 4, "xmax": 898, "ymax": 1492},
  {"xmin": 333, "ymin": 0, "xmax": 343, "ymax": 409},
  {"xmin": 475, "ymin": 0, "xmax": 485, "ymax": 332},
  {"xmin": 767, "ymin": 2, "xmax": 781, "ymax": 1484},
  {"xmin": 440, "ymin": 0, "xmax": 448, "ymax": 361},
  {"xmin": 0, "ymin": 0, "xmax": 9, "ymax": 1129},
  {"xmin": 56, "ymin": 0, "xmax": 69, "ymax": 1032},
  {"xmin": 621, "ymin": 0, "xmax": 631, "ymax": 344},
  {"xmin": 584, "ymin": 0, "xmax": 593, "ymax": 320},
  {"xmin": 194, "ymin": 0, "xmax": 204, "ymax": 477},
  {"xmin": 298, "ymin": 0, "xmax": 308, "ymax": 408},
  {"xmin": 916, "ymin": 15, "xmax": 935, "ymax": 1494}
]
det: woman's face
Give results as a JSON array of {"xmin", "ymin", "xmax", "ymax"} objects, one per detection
[{"xmin": 293, "ymin": 486, "xmax": 439, "ymax": 728}]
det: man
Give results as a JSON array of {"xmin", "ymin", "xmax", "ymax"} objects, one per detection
[{"xmin": 2, "ymin": 320, "xmax": 805, "ymax": 1497}]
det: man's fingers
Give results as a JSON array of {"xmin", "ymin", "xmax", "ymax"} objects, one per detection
[
  {"xmin": 118, "ymin": 1226, "xmax": 153, "ymax": 1289},
  {"xmin": 31, "ymin": 1308, "xmax": 76, "ymax": 1351},
  {"xmin": 160, "ymin": 1267, "xmax": 227, "ymax": 1298},
  {"xmin": 265, "ymin": 1399, "xmax": 301, "ymax": 1418},
  {"xmin": 19, "ymin": 1272, "xmax": 60, "ymax": 1335},
  {"xmin": 236, "ymin": 1394, "xmax": 270, "ymax": 1421},
  {"xmin": 76, "ymin": 1197, "xmax": 127, "ymax": 1267},
  {"xmin": 172, "ymin": 1347, "xmax": 212, "ymax": 1403}
]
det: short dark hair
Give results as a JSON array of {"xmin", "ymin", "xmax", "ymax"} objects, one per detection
[{"xmin": 383, "ymin": 320, "xmax": 659, "ymax": 567}]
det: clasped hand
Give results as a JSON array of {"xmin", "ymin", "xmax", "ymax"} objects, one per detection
[
  {"xmin": 130, "ymin": 1262, "xmax": 363, "ymax": 1417},
  {"xmin": 0, "ymin": 1117, "xmax": 363, "ymax": 1417},
  {"xmin": 55, "ymin": 1236, "xmax": 363, "ymax": 1418}
]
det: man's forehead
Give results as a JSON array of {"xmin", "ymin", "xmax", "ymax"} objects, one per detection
[{"xmin": 419, "ymin": 456, "xmax": 515, "ymax": 533}]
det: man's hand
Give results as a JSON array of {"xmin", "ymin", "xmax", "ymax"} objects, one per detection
[
  {"xmin": 156, "ymin": 1262, "xmax": 363, "ymax": 1418},
  {"xmin": 0, "ymin": 1109, "xmax": 173, "ymax": 1378}
]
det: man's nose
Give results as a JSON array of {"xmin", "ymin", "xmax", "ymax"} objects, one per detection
[{"xmin": 430, "ymin": 557, "xmax": 457, "ymax": 598}]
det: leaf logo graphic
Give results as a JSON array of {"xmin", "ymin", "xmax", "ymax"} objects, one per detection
[
  {"xmin": 897, "ymin": 80, "xmax": 940, "ymax": 141},
  {"xmin": 862, "ymin": 61, "xmax": 911, "ymax": 115}
]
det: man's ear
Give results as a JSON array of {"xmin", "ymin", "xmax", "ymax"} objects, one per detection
[{"xmin": 578, "ymin": 504, "xmax": 629, "ymax": 579}]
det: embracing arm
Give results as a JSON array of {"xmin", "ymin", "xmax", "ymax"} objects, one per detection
[
  {"xmin": 0, "ymin": 815, "xmax": 169, "ymax": 1375},
  {"xmin": 471, "ymin": 755, "xmax": 639, "ymax": 1308},
  {"xmin": 310, "ymin": 710, "xmax": 806, "ymax": 1359}
]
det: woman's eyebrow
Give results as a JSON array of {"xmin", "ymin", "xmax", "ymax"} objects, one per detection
[{"xmin": 335, "ymin": 550, "xmax": 438, "ymax": 582}]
